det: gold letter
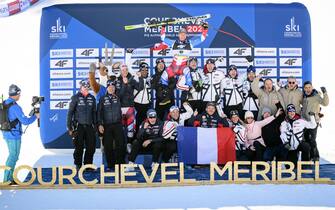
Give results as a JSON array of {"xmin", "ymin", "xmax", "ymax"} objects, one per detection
[
  {"xmin": 0, "ymin": 166, "xmax": 11, "ymax": 186},
  {"xmin": 139, "ymin": 164, "xmax": 158, "ymax": 184},
  {"xmin": 252, "ymin": 161, "xmax": 270, "ymax": 181},
  {"xmin": 277, "ymin": 161, "xmax": 295, "ymax": 181},
  {"xmin": 234, "ymin": 161, "xmax": 251, "ymax": 182},
  {"xmin": 58, "ymin": 166, "xmax": 77, "ymax": 185},
  {"xmin": 297, "ymin": 161, "xmax": 314, "ymax": 182},
  {"xmin": 179, "ymin": 163, "xmax": 196, "ymax": 184},
  {"xmin": 37, "ymin": 166, "xmax": 57, "ymax": 186},
  {"xmin": 13, "ymin": 165, "xmax": 36, "ymax": 186},
  {"xmin": 78, "ymin": 164, "xmax": 98, "ymax": 185},
  {"xmin": 210, "ymin": 162, "xmax": 232, "ymax": 183},
  {"xmin": 100, "ymin": 165, "xmax": 119, "ymax": 185},
  {"xmin": 315, "ymin": 161, "xmax": 331, "ymax": 182},
  {"xmin": 161, "ymin": 163, "xmax": 178, "ymax": 184},
  {"xmin": 120, "ymin": 164, "xmax": 138, "ymax": 185}
]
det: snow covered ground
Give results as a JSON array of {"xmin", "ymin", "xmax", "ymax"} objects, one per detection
[{"xmin": 0, "ymin": 0, "xmax": 335, "ymax": 209}]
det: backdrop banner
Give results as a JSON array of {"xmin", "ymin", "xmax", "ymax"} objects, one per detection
[{"xmin": 40, "ymin": 3, "xmax": 311, "ymax": 148}]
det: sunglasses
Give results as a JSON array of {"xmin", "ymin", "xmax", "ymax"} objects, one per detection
[
  {"xmin": 288, "ymin": 81, "xmax": 295, "ymax": 84},
  {"xmin": 246, "ymin": 117, "xmax": 254, "ymax": 119}
]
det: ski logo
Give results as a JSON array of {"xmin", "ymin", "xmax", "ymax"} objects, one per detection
[{"xmin": 124, "ymin": 14, "xmax": 211, "ymax": 31}]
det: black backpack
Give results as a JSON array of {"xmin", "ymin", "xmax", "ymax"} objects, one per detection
[{"xmin": 0, "ymin": 98, "xmax": 18, "ymax": 131}]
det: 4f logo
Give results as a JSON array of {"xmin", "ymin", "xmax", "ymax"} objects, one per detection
[
  {"xmin": 81, "ymin": 49, "xmax": 94, "ymax": 56},
  {"xmin": 55, "ymin": 60, "xmax": 68, "ymax": 68},
  {"xmin": 284, "ymin": 58, "xmax": 297, "ymax": 66},
  {"xmin": 233, "ymin": 48, "xmax": 246, "ymax": 56},
  {"xmin": 158, "ymin": 49, "xmax": 170, "ymax": 56},
  {"xmin": 132, "ymin": 59, "xmax": 146, "ymax": 66},
  {"xmin": 259, "ymin": 69, "xmax": 272, "ymax": 76},
  {"xmin": 285, "ymin": 17, "xmax": 300, "ymax": 32},
  {"xmin": 51, "ymin": 18, "xmax": 66, "ymax": 33},
  {"xmin": 55, "ymin": 101, "xmax": 68, "ymax": 109}
]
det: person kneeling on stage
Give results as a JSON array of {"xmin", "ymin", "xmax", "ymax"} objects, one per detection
[
  {"xmin": 126, "ymin": 109, "xmax": 164, "ymax": 171},
  {"xmin": 97, "ymin": 80, "xmax": 125, "ymax": 170},
  {"xmin": 229, "ymin": 110, "xmax": 248, "ymax": 161},
  {"xmin": 162, "ymin": 102, "xmax": 194, "ymax": 162},
  {"xmin": 280, "ymin": 104, "xmax": 317, "ymax": 166},
  {"xmin": 189, "ymin": 102, "xmax": 229, "ymax": 128},
  {"xmin": 244, "ymin": 108, "xmax": 281, "ymax": 161}
]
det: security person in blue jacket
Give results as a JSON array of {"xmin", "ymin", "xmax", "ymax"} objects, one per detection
[
  {"xmin": 67, "ymin": 79, "xmax": 97, "ymax": 170},
  {"xmin": 97, "ymin": 80, "xmax": 125, "ymax": 169},
  {"xmin": 2, "ymin": 84, "xmax": 39, "ymax": 184}
]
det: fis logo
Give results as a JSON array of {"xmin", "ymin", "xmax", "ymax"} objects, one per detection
[
  {"xmin": 51, "ymin": 18, "xmax": 66, "ymax": 33},
  {"xmin": 284, "ymin": 17, "xmax": 302, "ymax": 38}
]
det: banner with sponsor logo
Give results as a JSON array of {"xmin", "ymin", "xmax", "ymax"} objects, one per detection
[{"xmin": 40, "ymin": 3, "xmax": 311, "ymax": 148}]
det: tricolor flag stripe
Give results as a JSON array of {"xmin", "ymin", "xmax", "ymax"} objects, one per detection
[
  {"xmin": 177, "ymin": 127, "xmax": 236, "ymax": 164},
  {"xmin": 177, "ymin": 127, "xmax": 197, "ymax": 164},
  {"xmin": 197, "ymin": 128, "xmax": 217, "ymax": 164},
  {"xmin": 217, "ymin": 128, "xmax": 236, "ymax": 164}
]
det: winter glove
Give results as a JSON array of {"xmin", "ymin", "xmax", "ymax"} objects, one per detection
[
  {"xmin": 201, "ymin": 21, "xmax": 209, "ymax": 30},
  {"xmin": 320, "ymin": 86, "xmax": 327, "ymax": 94},
  {"xmin": 89, "ymin": 63, "xmax": 96, "ymax": 73},
  {"xmin": 126, "ymin": 48, "xmax": 134, "ymax": 54},
  {"xmin": 308, "ymin": 111, "xmax": 316, "ymax": 116},
  {"xmin": 245, "ymin": 55, "xmax": 254, "ymax": 63},
  {"xmin": 284, "ymin": 143, "xmax": 291, "ymax": 150}
]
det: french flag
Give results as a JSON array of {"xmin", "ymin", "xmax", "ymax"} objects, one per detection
[{"xmin": 177, "ymin": 127, "xmax": 236, "ymax": 164}]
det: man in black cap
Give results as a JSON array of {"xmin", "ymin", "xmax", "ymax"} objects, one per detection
[
  {"xmin": 97, "ymin": 80, "xmax": 125, "ymax": 170},
  {"xmin": 189, "ymin": 102, "xmax": 229, "ymax": 128},
  {"xmin": 134, "ymin": 62, "xmax": 152, "ymax": 132},
  {"xmin": 67, "ymin": 79, "xmax": 97, "ymax": 170},
  {"xmin": 151, "ymin": 58, "xmax": 176, "ymax": 120},
  {"xmin": 126, "ymin": 109, "xmax": 164, "ymax": 171},
  {"xmin": 222, "ymin": 64, "xmax": 245, "ymax": 118}
]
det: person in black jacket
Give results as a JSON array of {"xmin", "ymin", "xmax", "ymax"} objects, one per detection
[
  {"xmin": 115, "ymin": 64, "xmax": 144, "ymax": 144},
  {"xmin": 262, "ymin": 102, "xmax": 287, "ymax": 161},
  {"xmin": 97, "ymin": 80, "xmax": 125, "ymax": 169},
  {"xmin": 127, "ymin": 109, "xmax": 164, "ymax": 171},
  {"xmin": 151, "ymin": 58, "xmax": 176, "ymax": 120},
  {"xmin": 67, "ymin": 79, "xmax": 97, "ymax": 170},
  {"xmin": 189, "ymin": 102, "xmax": 229, "ymax": 128}
]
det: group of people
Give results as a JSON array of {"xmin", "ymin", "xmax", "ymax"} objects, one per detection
[
  {"xmin": 66, "ymin": 25, "xmax": 329, "ymax": 171},
  {"xmin": 1, "ymin": 25, "xmax": 329, "ymax": 185}
]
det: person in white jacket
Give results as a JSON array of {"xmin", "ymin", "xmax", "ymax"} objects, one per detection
[
  {"xmin": 242, "ymin": 65, "xmax": 262, "ymax": 120},
  {"xmin": 201, "ymin": 58, "xmax": 225, "ymax": 113},
  {"xmin": 222, "ymin": 64, "xmax": 245, "ymax": 119},
  {"xmin": 162, "ymin": 102, "xmax": 193, "ymax": 162},
  {"xmin": 280, "ymin": 104, "xmax": 317, "ymax": 165},
  {"xmin": 176, "ymin": 57, "xmax": 203, "ymax": 111},
  {"xmin": 229, "ymin": 110, "xmax": 248, "ymax": 161}
]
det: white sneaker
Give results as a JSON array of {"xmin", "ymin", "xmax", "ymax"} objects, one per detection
[
  {"xmin": 125, "ymin": 161, "xmax": 135, "ymax": 172},
  {"xmin": 127, "ymin": 143, "xmax": 132, "ymax": 154}
]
